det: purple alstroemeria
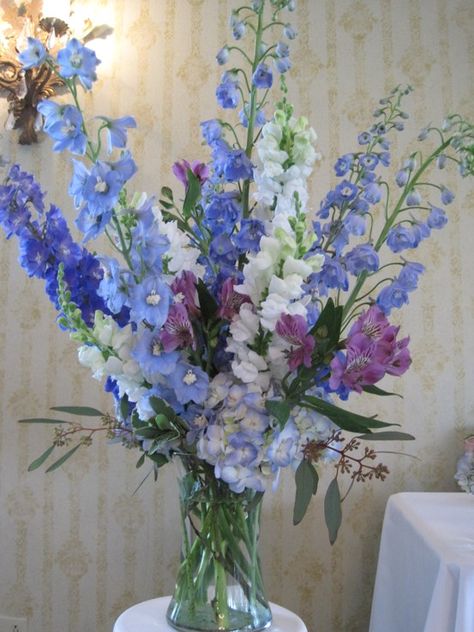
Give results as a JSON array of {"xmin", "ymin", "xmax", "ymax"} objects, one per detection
[
  {"xmin": 329, "ymin": 305, "xmax": 411, "ymax": 393},
  {"xmin": 172, "ymin": 159, "xmax": 209, "ymax": 189},
  {"xmin": 170, "ymin": 270, "xmax": 200, "ymax": 317},
  {"xmin": 161, "ymin": 303, "xmax": 196, "ymax": 352},
  {"xmin": 275, "ymin": 313, "xmax": 315, "ymax": 371},
  {"xmin": 217, "ymin": 277, "xmax": 252, "ymax": 320}
]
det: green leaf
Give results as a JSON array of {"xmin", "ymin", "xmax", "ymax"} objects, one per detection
[
  {"xmin": 45, "ymin": 444, "xmax": 82, "ymax": 473},
  {"xmin": 149, "ymin": 396, "xmax": 177, "ymax": 421},
  {"xmin": 182, "ymin": 170, "xmax": 201, "ymax": 219},
  {"xmin": 136, "ymin": 453, "xmax": 146, "ymax": 469},
  {"xmin": 302, "ymin": 395, "xmax": 396, "ymax": 433},
  {"xmin": 19, "ymin": 418, "xmax": 69, "ymax": 424},
  {"xmin": 265, "ymin": 399, "xmax": 292, "ymax": 428},
  {"xmin": 159, "ymin": 199, "xmax": 174, "ymax": 210},
  {"xmin": 293, "ymin": 459, "xmax": 319, "ymax": 525},
  {"xmin": 324, "ymin": 478, "xmax": 342, "ymax": 545},
  {"xmin": 196, "ymin": 280, "xmax": 218, "ymax": 324},
  {"xmin": 357, "ymin": 431, "xmax": 415, "ymax": 441},
  {"xmin": 50, "ymin": 406, "xmax": 104, "ymax": 417},
  {"xmin": 312, "ymin": 298, "xmax": 343, "ymax": 348},
  {"xmin": 28, "ymin": 444, "xmax": 55, "ymax": 471},
  {"xmin": 134, "ymin": 427, "xmax": 160, "ymax": 439},
  {"xmin": 161, "ymin": 186, "xmax": 174, "ymax": 200},
  {"xmin": 119, "ymin": 395, "xmax": 129, "ymax": 421},
  {"xmin": 148, "ymin": 453, "xmax": 168, "ymax": 467},
  {"xmin": 362, "ymin": 385, "xmax": 403, "ymax": 398}
]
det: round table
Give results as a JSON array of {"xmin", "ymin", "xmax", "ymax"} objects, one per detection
[{"xmin": 114, "ymin": 596, "xmax": 308, "ymax": 632}]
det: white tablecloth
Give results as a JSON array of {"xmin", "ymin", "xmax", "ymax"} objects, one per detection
[
  {"xmin": 113, "ymin": 596, "xmax": 308, "ymax": 632},
  {"xmin": 369, "ymin": 492, "xmax": 474, "ymax": 632}
]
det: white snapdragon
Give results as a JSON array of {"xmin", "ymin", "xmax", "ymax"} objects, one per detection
[{"xmin": 154, "ymin": 208, "xmax": 205, "ymax": 278}]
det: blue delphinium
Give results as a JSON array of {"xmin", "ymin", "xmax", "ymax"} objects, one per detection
[
  {"xmin": 97, "ymin": 116, "xmax": 137, "ymax": 152},
  {"xmin": 41, "ymin": 105, "xmax": 87, "ymax": 155},
  {"xmin": 129, "ymin": 276, "xmax": 171, "ymax": 328},
  {"xmin": 56, "ymin": 38, "xmax": 100, "ymax": 90},
  {"xmin": 216, "ymin": 73, "xmax": 240, "ymax": 109},
  {"xmin": 344, "ymin": 244, "xmax": 379, "ymax": 275},
  {"xmin": 18, "ymin": 37, "xmax": 47, "ymax": 69},
  {"xmin": 169, "ymin": 362, "xmax": 209, "ymax": 405}
]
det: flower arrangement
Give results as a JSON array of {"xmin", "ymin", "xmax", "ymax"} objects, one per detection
[{"xmin": 1, "ymin": 1, "xmax": 474, "ymax": 629}]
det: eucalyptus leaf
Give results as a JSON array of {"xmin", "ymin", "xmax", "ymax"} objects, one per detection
[
  {"xmin": 19, "ymin": 418, "xmax": 69, "ymax": 424},
  {"xmin": 45, "ymin": 444, "xmax": 82, "ymax": 473},
  {"xmin": 357, "ymin": 431, "xmax": 415, "ymax": 441},
  {"xmin": 363, "ymin": 385, "xmax": 403, "ymax": 398},
  {"xmin": 265, "ymin": 400, "xmax": 292, "ymax": 428},
  {"xmin": 196, "ymin": 280, "xmax": 218, "ymax": 324},
  {"xmin": 293, "ymin": 459, "xmax": 319, "ymax": 525},
  {"xmin": 149, "ymin": 396, "xmax": 177, "ymax": 421},
  {"xmin": 324, "ymin": 478, "xmax": 342, "ymax": 545},
  {"xmin": 28, "ymin": 444, "xmax": 55, "ymax": 471},
  {"xmin": 50, "ymin": 406, "xmax": 104, "ymax": 417},
  {"xmin": 136, "ymin": 453, "xmax": 146, "ymax": 469},
  {"xmin": 119, "ymin": 395, "xmax": 129, "ymax": 422}
]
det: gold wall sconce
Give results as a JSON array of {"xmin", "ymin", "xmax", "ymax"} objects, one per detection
[{"xmin": 0, "ymin": 1, "xmax": 112, "ymax": 145}]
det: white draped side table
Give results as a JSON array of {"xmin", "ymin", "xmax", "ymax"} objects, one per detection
[{"xmin": 114, "ymin": 597, "xmax": 308, "ymax": 632}]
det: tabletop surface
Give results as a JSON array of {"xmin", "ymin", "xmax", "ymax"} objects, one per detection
[
  {"xmin": 369, "ymin": 492, "xmax": 474, "ymax": 632},
  {"xmin": 114, "ymin": 596, "xmax": 308, "ymax": 632}
]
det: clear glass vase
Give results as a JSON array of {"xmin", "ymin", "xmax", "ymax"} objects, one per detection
[{"xmin": 166, "ymin": 457, "xmax": 272, "ymax": 632}]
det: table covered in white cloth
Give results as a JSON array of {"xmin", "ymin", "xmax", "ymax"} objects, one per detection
[
  {"xmin": 114, "ymin": 596, "xmax": 308, "ymax": 632},
  {"xmin": 369, "ymin": 492, "xmax": 474, "ymax": 632}
]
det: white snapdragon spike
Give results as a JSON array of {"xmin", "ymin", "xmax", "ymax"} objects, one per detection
[{"xmin": 154, "ymin": 207, "xmax": 205, "ymax": 278}]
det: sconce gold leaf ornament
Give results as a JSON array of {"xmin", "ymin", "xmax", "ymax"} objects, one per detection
[{"xmin": 0, "ymin": 2, "xmax": 112, "ymax": 145}]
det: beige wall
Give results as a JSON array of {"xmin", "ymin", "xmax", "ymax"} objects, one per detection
[{"xmin": 0, "ymin": 1, "xmax": 473, "ymax": 631}]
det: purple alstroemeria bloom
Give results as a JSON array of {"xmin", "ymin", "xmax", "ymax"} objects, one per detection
[
  {"xmin": 252, "ymin": 62, "xmax": 273, "ymax": 89},
  {"xmin": 200, "ymin": 119, "xmax": 222, "ymax": 145},
  {"xmin": 334, "ymin": 154, "xmax": 353, "ymax": 177},
  {"xmin": 223, "ymin": 149, "xmax": 254, "ymax": 182},
  {"xmin": 216, "ymin": 74, "xmax": 240, "ymax": 109},
  {"xmin": 329, "ymin": 335, "xmax": 385, "ymax": 394},
  {"xmin": 234, "ymin": 218, "xmax": 265, "ymax": 252},
  {"xmin": 386, "ymin": 224, "xmax": 417, "ymax": 253},
  {"xmin": 406, "ymin": 188, "xmax": 422, "ymax": 206},
  {"xmin": 132, "ymin": 329, "xmax": 180, "ymax": 380},
  {"xmin": 172, "ymin": 159, "xmax": 209, "ymax": 189},
  {"xmin": 129, "ymin": 275, "xmax": 171, "ymax": 328},
  {"xmin": 396, "ymin": 261, "xmax": 425, "ymax": 291},
  {"xmin": 169, "ymin": 362, "xmax": 209, "ymax": 405},
  {"xmin": 217, "ymin": 277, "xmax": 252, "ymax": 320},
  {"xmin": 276, "ymin": 313, "xmax": 315, "ymax": 371},
  {"xmin": 97, "ymin": 115, "xmax": 137, "ymax": 153},
  {"xmin": 427, "ymin": 205, "xmax": 448, "ymax": 229},
  {"xmin": 56, "ymin": 38, "xmax": 100, "ymax": 90},
  {"xmin": 170, "ymin": 270, "xmax": 200, "ymax": 317},
  {"xmin": 216, "ymin": 46, "xmax": 229, "ymax": 65},
  {"xmin": 360, "ymin": 153, "xmax": 379, "ymax": 171},
  {"xmin": 46, "ymin": 105, "xmax": 87, "ymax": 155},
  {"xmin": 344, "ymin": 243, "xmax": 379, "ymax": 276},
  {"xmin": 18, "ymin": 37, "xmax": 47, "ymax": 69},
  {"xmin": 161, "ymin": 303, "xmax": 196, "ymax": 352},
  {"xmin": 440, "ymin": 185, "xmax": 455, "ymax": 205},
  {"xmin": 376, "ymin": 283, "xmax": 409, "ymax": 314}
]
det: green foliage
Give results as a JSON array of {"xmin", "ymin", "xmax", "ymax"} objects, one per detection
[
  {"xmin": 19, "ymin": 417, "xmax": 69, "ymax": 424},
  {"xmin": 265, "ymin": 399, "xmax": 292, "ymax": 428},
  {"xmin": 362, "ymin": 385, "xmax": 402, "ymax": 398},
  {"xmin": 28, "ymin": 445, "xmax": 55, "ymax": 471},
  {"xmin": 357, "ymin": 431, "xmax": 415, "ymax": 441},
  {"xmin": 196, "ymin": 280, "xmax": 219, "ymax": 325},
  {"xmin": 50, "ymin": 406, "xmax": 104, "ymax": 417},
  {"xmin": 293, "ymin": 459, "xmax": 318, "ymax": 525},
  {"xmin": 45, "ymin": 444, "xmax": 82, "ymax": 473},
  {"xmin": 324, "ymin": 478, "xmax": 342, "ymax": 545},
  {"xmin": 302, "ymin": 395, "xmax": 395, "ymax": 433},
  {"xmin": 182, "ymin": 170, "xmax": 202, "ymax": 220}
]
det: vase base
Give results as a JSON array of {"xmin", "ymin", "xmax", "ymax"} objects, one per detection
[{"xmin": 166, "ymin": 603, "xmax": 272, "ymax": 632}]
